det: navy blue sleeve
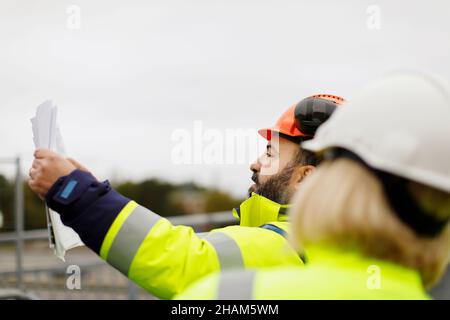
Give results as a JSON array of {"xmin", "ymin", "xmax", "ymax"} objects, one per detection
[{"xmin": 45, "ymin": 169, "xmax": 130, "ymax": 253}]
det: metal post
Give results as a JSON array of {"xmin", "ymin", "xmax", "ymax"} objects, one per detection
[
  {"xmin": 127, "ymin": 281, "xmax": 138, "ymax": 300},
  {"xmin": 14, "ymin": 156, "xmax": 24, "ymax": 290}
]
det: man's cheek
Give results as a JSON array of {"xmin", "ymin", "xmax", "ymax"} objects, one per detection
[{"xmin": 260, "ymin": 160, "xmax": 280, "ymax": 176}]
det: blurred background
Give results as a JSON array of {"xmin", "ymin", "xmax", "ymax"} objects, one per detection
[{"xmin": 1, "ymin": 0, "xmax": 449, "ymax": 299}]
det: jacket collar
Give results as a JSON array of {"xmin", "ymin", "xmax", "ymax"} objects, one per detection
[{"xmin": 233, "ymin": 193, "xmax": 291, "ymax": 227}]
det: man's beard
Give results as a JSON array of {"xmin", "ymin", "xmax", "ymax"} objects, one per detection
[{"xmin": 248, "ymin": 164, "xmax": 296, "ymax": 204}]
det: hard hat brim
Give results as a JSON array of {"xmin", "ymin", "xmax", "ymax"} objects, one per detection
[{"xmin": 258, "ymin": 128, "xmax": 306, "ymax": 141}]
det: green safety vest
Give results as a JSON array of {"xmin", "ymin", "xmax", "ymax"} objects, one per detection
[
  {"xmin": 175, "ymin": 245, "xmax": 430, "ymax": 300},
  {"xmin": 99, "ymin": 194, "xmax": 302, "ymax": 299}
]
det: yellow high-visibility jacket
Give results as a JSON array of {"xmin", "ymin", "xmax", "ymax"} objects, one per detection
[
  {"xmin": 176, "ymin": 244, "xmax": 430, "ymax": 300},
  {"xmin": 45, "ymin": 170, "xmax": 303, "ymax": 299}
]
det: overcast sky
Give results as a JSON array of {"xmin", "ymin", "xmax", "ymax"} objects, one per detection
[{"xmin": 1, "ymin": 0, "xmax": 449, "ymax": 197}]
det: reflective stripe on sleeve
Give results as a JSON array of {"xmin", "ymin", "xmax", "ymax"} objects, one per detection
[
  {"xmin": 217, "ymin": 270, "xmax": 255, "ymax": 300},
  {"xmin": 106, "ymin": 205, "xmax": 161, "ymax": 275},
  {"xmin": 204, "ymin": 232, "xmax": 244, "ymax": 270}
]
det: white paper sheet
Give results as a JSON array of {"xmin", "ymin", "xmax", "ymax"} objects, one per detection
[{"xmin": 31, "ymin": 100, "xmax": 84, "ymax": 260}]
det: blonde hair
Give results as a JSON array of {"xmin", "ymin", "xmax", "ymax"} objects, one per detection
[{"xmin": 290, "ymin": 158, "xmax": 450, "ymax": 288}]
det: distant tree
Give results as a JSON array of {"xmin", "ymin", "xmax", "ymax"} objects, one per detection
[
  {"xmin": 116, "ymin": 178, "xmax": 178, "ymax": 216},
  {"xmin": 0, "ymin": 174, "xmax": 14, "ymax": 231},
  {"xmin": 24, "ymin": 182, "xmax": 46, "ymax": 230},
  {"xmin": 204, "ymin": 190, "xmax": 243, "ymax": 213},
  {"xmin": 0, "ymin": 174, "xmax": 47, "ymax": 231}
]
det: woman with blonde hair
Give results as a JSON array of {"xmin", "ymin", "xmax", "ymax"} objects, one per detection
[{"xmin": 176, "ymin": 70, "xmax": 450, "ymax": 299}]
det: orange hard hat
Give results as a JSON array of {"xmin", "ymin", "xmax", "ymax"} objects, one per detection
[{"xmin": 258, "ymin": 94, "xmax": 346, "ymax": 141}]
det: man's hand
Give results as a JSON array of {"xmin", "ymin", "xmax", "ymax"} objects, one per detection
[{"xmin": 28, "ymin": 149, "xmax": 77, "ymax": 198}]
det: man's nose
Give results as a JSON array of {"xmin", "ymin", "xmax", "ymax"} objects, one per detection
[{"xmin": 250, "ymin": 158, "xmax": 261, "ymax": 174}]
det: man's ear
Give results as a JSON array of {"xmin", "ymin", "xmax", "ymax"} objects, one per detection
[{"xmin": 293, "ymin": 165, "xmax": 315, "ymax": 190}]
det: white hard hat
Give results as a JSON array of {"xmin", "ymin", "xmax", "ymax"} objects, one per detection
[{"xmin": 302, "ymin": 70, "xmax": 450, "ymax": 193}]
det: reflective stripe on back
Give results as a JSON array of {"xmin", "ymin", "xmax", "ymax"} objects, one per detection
[
  {"xmin": 204, "ymin": 232, "xmax": 244, "ymax": 270},
  {"xmin": 107, "ymin": 205, "xmax": 161, "ymax": 275},
  {"xmin": 217, "ymin": 270, "xmax": 255, "ymax": 300}
]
